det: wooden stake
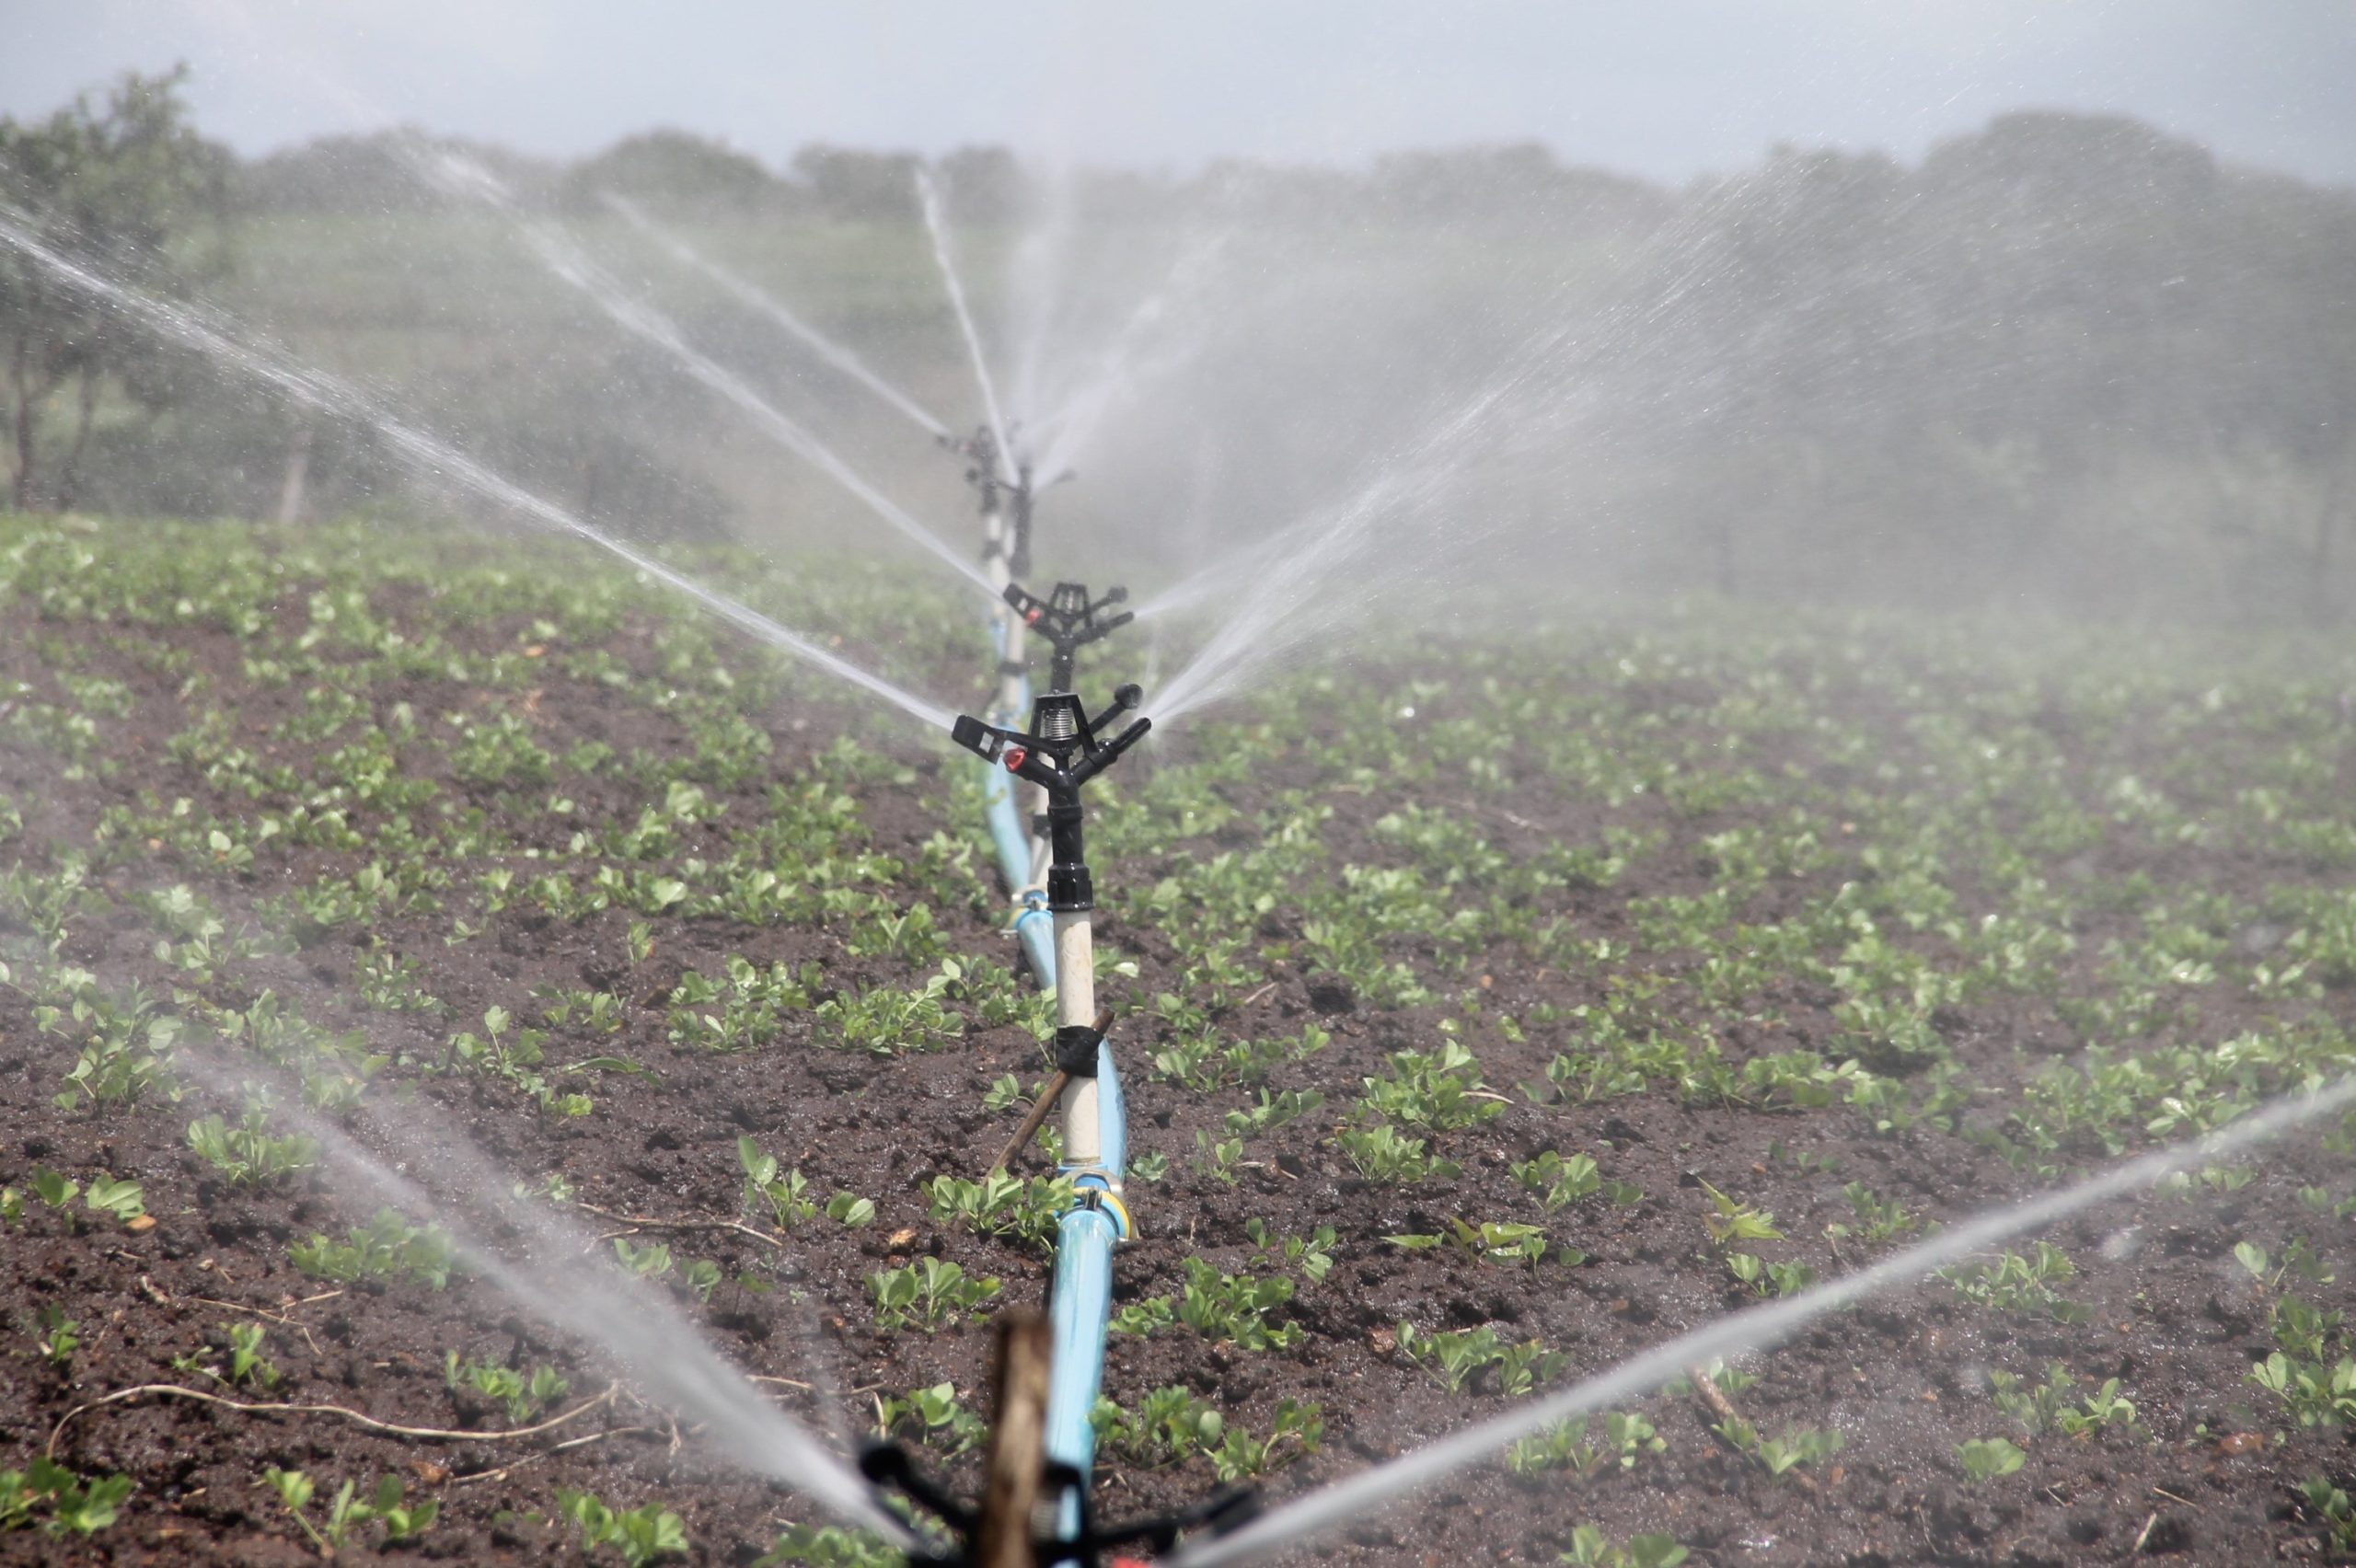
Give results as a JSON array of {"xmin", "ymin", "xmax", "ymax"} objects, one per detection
[{"xmin": 973, "ymin": 1310, "xmax": 1052, "ymax": 1568}]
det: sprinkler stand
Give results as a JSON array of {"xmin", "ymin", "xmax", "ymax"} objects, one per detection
[{"xmin": 951, "ymin": 683, "xmax": 1149, "ymax": 1537}]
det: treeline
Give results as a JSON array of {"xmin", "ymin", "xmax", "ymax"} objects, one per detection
[{"xmin": 4, "ymin": 68, "xmax": 2352, "ymax": 622}]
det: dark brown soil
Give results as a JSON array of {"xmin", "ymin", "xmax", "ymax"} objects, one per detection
[{"xmin": 1, "ymin": 527, "xmax": 2352, "ymax": 1568}]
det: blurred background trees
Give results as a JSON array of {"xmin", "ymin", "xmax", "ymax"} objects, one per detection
[{"xmin": 1, "ymin": 69, "xmax": 2350, "ymax": 623}]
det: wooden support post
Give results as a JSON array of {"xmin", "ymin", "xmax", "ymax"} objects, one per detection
[{"xmin": 974, "ymin": 1309, "xmax": 1052, "ymax": 1568}]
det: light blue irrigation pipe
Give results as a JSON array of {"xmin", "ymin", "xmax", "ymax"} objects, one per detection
[{"xmin": 977, "ymin": 613, "xmax": 1128, "ymax": 1551}]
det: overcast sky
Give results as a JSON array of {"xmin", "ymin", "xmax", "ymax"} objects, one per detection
[{"xmin": 6, "ymin": 1, "xmax": 2355, "ymax": 188}]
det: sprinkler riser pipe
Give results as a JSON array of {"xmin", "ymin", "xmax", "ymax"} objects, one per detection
[{"xmin": 1054, "ymin": 910, "xmax": 1100, "ymax": 1165}]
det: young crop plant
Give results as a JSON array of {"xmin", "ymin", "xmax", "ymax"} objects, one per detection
[
  {"xmin": 1359, "ymin": 1041, "xmax": 1506, "ymax": 1131},
  {"xmin": 187, "ymin": 1110, "xmax": 319, "ymax": 1185},
  {"xmin": 1091, "ymin": 1387, "xmax": 1324, "ymax": 1481},
  {"xmin": 290, "ymin": 1208, "xmax": 462, "ymax": 1289},
  {"xmin": 1395, "ymin": 1323, "xmax": 1565, "ymax": 1396},
  {"xmin": 1987, "ymin": 1364, "xmax": 2140, "ymax": 1437},
  {"xmin": 927, "ymin": 1171, "xmax": 1072, "ymax": 1249},
  {"xmin": 555, "ymin": 1488, "xmax": 687, "ymax": 1566},
  {"xmin": 1829, "ymin": 1181, "xmax": 1916, "ymax": 1244},
  {"xmin": 1557, "ymin": 1526, "xmax": 1691, "ymax": 1568},
  {"xmin": 175, "ymin": 1322, "xmax": 280, "ymax": 1390},
  {"xmin": 1152, "ymin": 1021, "xmax": 1330, "ymax": 1092},
  {"xmin": 868, "ymin": 1259, "xmax": 1000, "ymax": 1332},
  {"xmin": 2296, "ymin": 1477, "xmax": 2356, "ymax": 1557},
  {"xmin": 814, "ymin": 964, "xmax": 964, "ymax": 1054},
  {"xmin": 0, "ymin": 1459, "xmax": 133, "ymax": 1539},
  {"xmin": 1955, "ymin": 1437, "xmax": 2028, "ymax": 1483},
  {"xmin": 264, "ymin": 1469, "xmax": 439, "ymax": 1552},
  {"xmin": 1336, "ymin": 1124, "xmax": 1460, "ymax": 1182},
  {"xmin": 1507, "ymin": 1412, "xmax": 1666, "ymax": 1479},
  {"xmin": 1242, "ymin": 1217, "xmax": 1338, "ymax": 1283},
  {"xmin": 1514, "ymin": 1150, "xmax": 1601, "ymax": 1211},
  {"xmin": 759, "ymin": 1525, "xmax": 907, "ymax": 1568},
  {"xmin": 1939, "ymin": 1243, "xmax": 2091, "ymax": 1324},
  {"xmin": 447, "ymin": 1353, "xmax": 571, "ymax": 1424},
  {"xmin": 1714, "ymin": 1418, "xmax": 1844, "ymax": 1484},
  {"xmin": 872, "ymin": 1382, "xmax": 987, "ymax": 1457}
]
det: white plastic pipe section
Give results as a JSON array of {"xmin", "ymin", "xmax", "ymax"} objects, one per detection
[{"xmin": 1054, "ymin": 910, "xmax": 1099, "ymax": 1164}]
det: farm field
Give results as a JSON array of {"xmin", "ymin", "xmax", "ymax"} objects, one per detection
[{"xmin": 2, "ymin": 512, "xmax": 2354, "ymax": 1565}]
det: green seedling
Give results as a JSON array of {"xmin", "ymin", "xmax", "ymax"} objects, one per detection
[
  {"xmin": 289, "ymin": 1208, "xmax": 461, "ymax": 1288},
  {"xmin": 1988, "ymin": 1364, "xmax": 2138, "ymax": 1436},
  {"xmin": 447, "ymin": 1352, "xmax": 572, "ymax": 1423},
  {"xmin": 1557, "ymin": 1527, "xmax": 1689, "ymax": 1568},
  {"xmin": 1092, "ymin": 1387, "xmax": 1323, "ymax": 1481},
  {"xmin": 33, "ymin": 1307, "xmax": 79, "ymax": 1371},
  {"xmin": 738, "ymin": 1136, "xmax": 816, "ymax": 1230},
  {"xmin": 873, "ymin": 1381, "xmax": 987, "ymax": 1457},
  {"xmin": 188, "ymin": 1111, "xmax": 318, "ymax": 1185},
  {"xmin": 1507, "ymin": 1412, "xmax": 1664, "ymax": 1478},
  {"xmin": 927, "ymin": 1171, "xmax": 1070, "ymax": 1248},
  {"xmin": 1336, "ymin": 1124, "xmax": 1459, "ymax": 1182},
  {"xmin": 0, "ymin": 1458, "xmax": 133, "ymax": 1538},
  {"xmin": 1395, "ymin": 1323, "xmax": 1563, "ymax": 1395},
  {"xmin": 760, "ymin": 1525, "xmax": 921, "ymax": 1566},
  {"xmin": 1513, "ymin": 1150, "xmax": 1601, "ymax": 1211},
  {"xmin": 1242, "ymin": 1218, "xmax": 1337, "ymax": 1282},
  {"xmin": 1938, "ymin": 1243, "xmax": 2089, "ymax": 1323},
  {"xmin": 1715, "ymin": 1418, "xmax": 1843, "ymax": 1482},
  {"xmin": 1697, "ymin": 1181, "xmax": 1783, "ymax": 1248},
  {"xmin": 555, "ymin": 1487, "xmax": 687, "ymax": 1566},
  {"xmin": 869, "ymin": 1259, "xmax": 1000, "ymax": 1332},
  {"xmin": 2297, "ymin": 1476, "xmax": 2356, "ymax": 1555},
  {"xmin": 1955, "ymin": 1437, "xmax": 2027, "ymax": 1482}
]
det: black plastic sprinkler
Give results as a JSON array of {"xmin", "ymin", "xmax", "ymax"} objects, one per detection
[
  {"xmin": 1003, "ymin": 581, "xmax": 1134, "ymax": 693},
  {"xmin": 952, "ymin": 684, "xmax": 1147, "ymax": 919},
  {"xmin": 858, "ymin": 1313, "xmax": 1259, "ymax": 1568}
]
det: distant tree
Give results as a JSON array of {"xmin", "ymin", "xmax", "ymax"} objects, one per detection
[
  {"xmin": 239, "ymin": 129, "xmax": 558, "ymax": 214},
  {"xmin": 0, "ymin": 66, "xmax": 232, "ymax": 510},
  {"xmin": 789, "ymin": 144, "xmax": 921, "ymax": 221},
  {"xmin": 936, "ymin": 145, "xmax": 1025, "ymax": 225},
  {"xmin": 564, "ymin": 130, "xmax": 789, "ymax": 213}
]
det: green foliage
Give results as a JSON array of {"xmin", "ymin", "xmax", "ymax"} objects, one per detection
[
  {"xmin": 758, "ymin": 1524, "xmax": 907, "ymax": 1567},
  {"xmin": 1396, "ymin": 1323, "xmax": 1565, "ymax": 1396},
  {"xmin": 1513, "ymin": 1150, "xmax": 1601, "ymax": 1211},
  {"xmin": 187, "ymin": 1109, "xmax": 318, "ymax": 1185},
  {"xmin": 1359, "ymin": 1042, "xmax": 1504, "ymax": 1131},
  {"xmin": 446, "ymin": 1352, "xmax": 570, "ymax": 1424},
  {"xmin": 738, "ymin": 1136, "xmax": 816, "ymax": 1230},
  {"xmin": 0, "ymin": 66, "xmax": 233, "ymax": 513},
  {"xmin": 0, "ymin": 1458, "xmax": 133, "ymax": 1538},
  {"xmin": 264, "ymin": 1469, "xmax": 437, "ymax": 1551},
  {"xmin": 1557, "ymin": 1527, "xmax": 1689, "ymax": 1568},
  {"xmin": 868, "ymin": 1259, "xmax": 999, "ymax": 1332},
  {"xmin": 1988, "ymin": 1364, "xmax": 2139, "ymax": 1437},
  {"xmin": 556, "ymin": 1488, "xmax": 687, "ymax": 1567},
  {"xmin": 289, "ymin": 1208, "xmax": 461, "ymax": 1288},
  {"xmin": 1714, "ymin": 1418, "xmax": 1843, "ymax": 1482},
  {"xmin": 1092, "ymin": 1387, "xmax": 1323, "ymax": 1480},
  {"xmin": 926, "ymin": 1171, "xmax": 1071, "ymax": 1249},
  {"xmin": 1939, "ymin": 1243, "xmax": 2090, "ymax": 1324},
  {"xmin": 872, "ymin": 1382, "xmax": 987, "ymax": 1457},
  {"xmin": 1507, "ymin": 1412, "xmax": 1665, "ymax": 1478},
  {"xmin": 1955, "ymin": 1437, "xmax": 2028, "ymax": 1483},
  {"xmin": 1336, "ymin": 1124, "xmax": 1459, "ymax": 1182},
  {"xmin": 2297, "ymin": 1476, "xmax": 2356, "ymax": 1556}
]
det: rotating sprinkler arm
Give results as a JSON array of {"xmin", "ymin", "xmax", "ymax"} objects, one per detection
[{"xmin": 1004, "ymin": 581, "xmax": 1136, "ymax": 693}]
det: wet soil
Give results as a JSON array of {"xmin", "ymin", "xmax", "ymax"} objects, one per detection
[{"xmin": 1, "ymin": 550, "xmax": 2352, "ymax": 1567}]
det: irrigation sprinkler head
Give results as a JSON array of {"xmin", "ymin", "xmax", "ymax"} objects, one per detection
[
  {"xmin": 1004, "ymin": 581, "xmax": 1135, "ymax": 692},
  {"xmin": 949, "ymin": 684, "xmax": 1149, "ymax": 914},
  {"xmin": 859, "ymin": 1440, "xmax": 1260, "ymax": 1568}
]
